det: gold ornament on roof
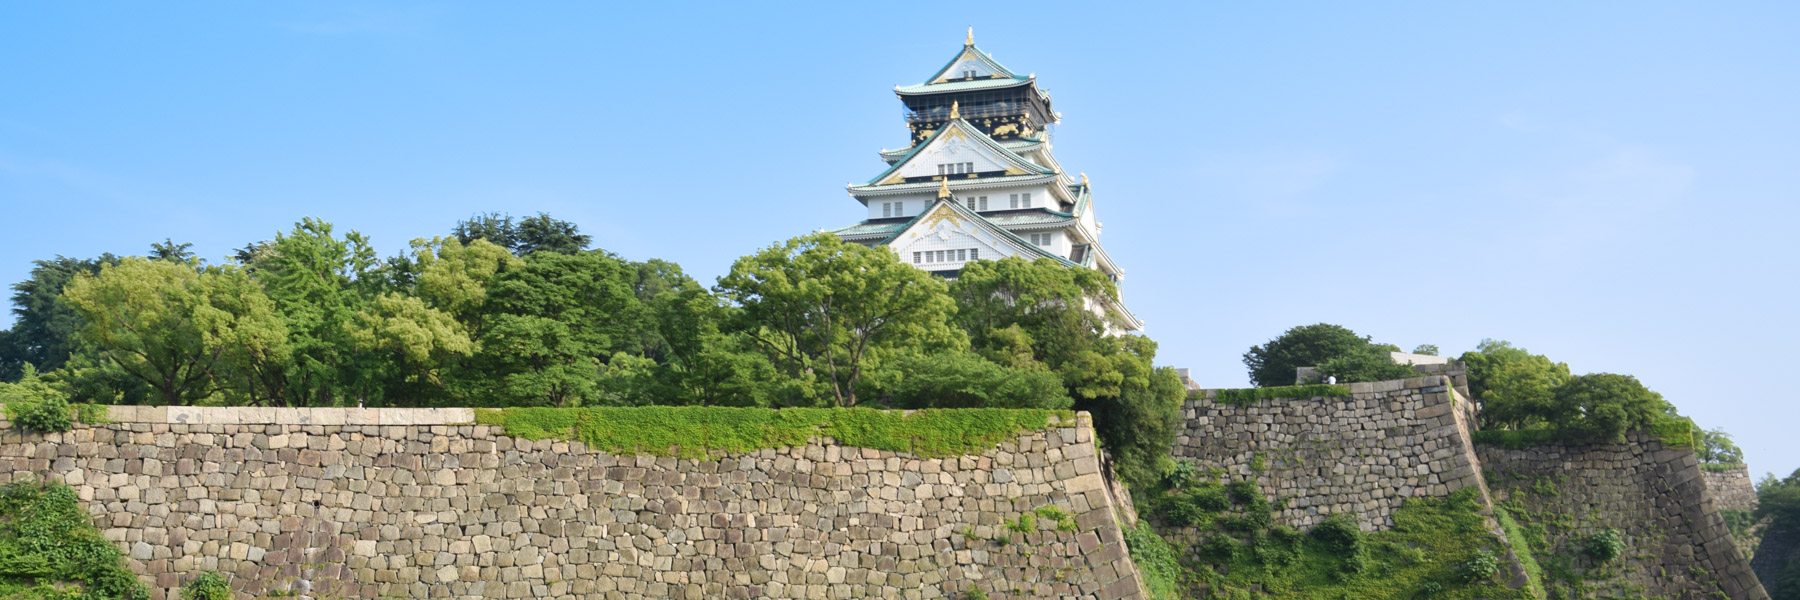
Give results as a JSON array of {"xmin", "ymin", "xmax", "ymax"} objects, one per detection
[
  {"xmin": 938, "ymin": 178, "xmax": 952, "ymax": 199},
  {"xmin": 966, "ymin": 27, "xmax": 974, "ymax": 46},
  {"xmin": 949, "ymin": 100, "xmax": 960, "ymax": 120},
  {"xmin": 1081, "ymin": 172, "xmax": 1090, "ymax": 186}
]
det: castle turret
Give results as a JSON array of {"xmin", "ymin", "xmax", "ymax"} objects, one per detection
[{"xmin": 828, "ymin": 31, "xmax": 1142, "ymax": 333}]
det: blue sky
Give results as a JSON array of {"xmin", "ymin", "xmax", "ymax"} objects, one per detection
[{"xmin": 3, "ymin": 3, "xmax": 1796, "ymax": 476}]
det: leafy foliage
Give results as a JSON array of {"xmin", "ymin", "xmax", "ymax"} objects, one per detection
[
  {"xmin": 1458, "ymin": 340, "xmax": 1571, "ymax": 430},
  {"xmin": 1, "ymin": 365, "xmax": 76, "ymax": 432},
  {"xmin": 178, "ymin": 572, "xmax": 231, "ymax": 600},
  {"xmin": 1583, "ymin": 529, "xmax": 1623, "ymax": 562},
  {"xmin": 1244, "ymin": 323, "xmax": 1414, "ymax": 387},
  {"xmin": 0, "ymin": 478, "xmax": 149, "ymax": 600},
  {"xmin": 0, "ymin": 255, "xmax": 118, "ymax": 381},
  {"xmin": 451, "ymin": 212, "xmax": 592, "ymax": 256},
  {"xmin": 1697, "ymin": 428, "xmax": 1744, "ymax": 464},
  {"xmin": 716, "ymin": 233, "xmax": 962, "ymax": 407}
]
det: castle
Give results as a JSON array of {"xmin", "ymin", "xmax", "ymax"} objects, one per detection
[{"xmin": 829, "ymin": 29, "xmax": 1142, "ymax": 334}]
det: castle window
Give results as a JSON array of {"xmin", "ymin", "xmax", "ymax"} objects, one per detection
[
  {"xmin": 1030, "ymin": 233, "xmax": 1052, "ymax": 247},
  {"xmin": 970, "ymin": 248, "xmax": 979, "ymax": 260},
  {"xmin": 913, "ymin": 252, "xmax": 921, "ymax": 264},
  {"xmin": 963, "ymin": 69, "xmax": 976, "ymax": 78},
  {"xmin": 1021, "ymin": 192, "xmax": 1032, "ymax": 208},
  {"xmin": 979, "ymin": 196, "xmax": 988, "ymax": 210},
  {"xmin": 956, "ymin": 249, "xmax": 967, "ymax": 261},
  {"xmin": 1009, "ymin": 194, "xmax": 1019, "ymax": 209},
  {"xmin": 882, "ymin": 203, "xmax": 892, "ymax": 218}
]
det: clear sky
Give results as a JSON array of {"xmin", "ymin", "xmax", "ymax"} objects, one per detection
[{"xmin": 2, "ymin": 4, "xmax": 1795, "ymax": 476}]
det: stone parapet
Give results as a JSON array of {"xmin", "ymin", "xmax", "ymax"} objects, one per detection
[{"xmin": 0, "ymin": 409, "xmax": 1145, "ymax": 600}]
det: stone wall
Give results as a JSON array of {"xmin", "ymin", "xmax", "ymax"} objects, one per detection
[
  {"xmin": 1, "ymin": 406, "xmax": 1147, "ymax": 600},
  {"xmin": 1704, "ymin": 464, "xmax": 1760, "ymax": 513},
  {"xmin": 1175, "ymin": 376, "xmax": 1485, "ymax": 530},
  {"xmin": 1478, "ymin": 434, "xmax": 1769, "ymax": 600}
]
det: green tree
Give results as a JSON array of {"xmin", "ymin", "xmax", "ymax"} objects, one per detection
[
  {"xmin": 148, "ymin": 238, "xmax": 198, "ymax": 264},
  {"xmin": 451, "ymin": 212, "xmax": 591, "ymax": 256},
  {"xmin": 1697, "ymin": 428, "xmax": 1745, "ymax": 464},
  {"xmin": 1548, "ymin": 373, "xmax": 1674, "ymax": 444},
  {"xmin": 61, "ymin": 259, "xmax": 285, "ymax": 405},
  {"xmin": 717, "ymin": 233, "xmax": 961, "ymax": 407},
  {"xmin": 1411, "ymin": 344, "xmax": 1439, "ymax": 356},
  {"xmin": 871, "ymin": 351, "xmax": 1072, "ymax": 410},
  {"xmin": 250, "ymin": 218, "xmax": 381, "ymax": 405},
  {"xmin": 1756, "ymin": 470, "xmax": 1800, "ymax": 600},
  {"xmin": 1243, "ymin": 323, "xmax": 1399, "ymax": 387},
  {"xmin": 458, "ymin": 250, "xmax": 646, "ymax": 406},
  {"xmin": 1458, "ymin": 340, "xmax": 1571, "ymax": 429},
  {"xmin": 948, "ymin": 257, "xmax": 1182, "ymax": 488},
  {"xmin": 1, "ymin": 255, "xmax": 119, "ymax": 380},
  {"xmin": 1318, "ymin": 344, "xmax": 1417, "ymax": 384}
]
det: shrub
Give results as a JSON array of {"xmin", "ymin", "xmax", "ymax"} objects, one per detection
[
  {"xmin": 1, "ymin": 364, "xmax": 76, "ymax": 433},
  {"xmin": 1227, "ymin": 480, "xmax": 1260, "ymax": 505},
  {"xmin": 1310, "ymin": 514, "xmax": 1363, "ymax": 554},
  {"xmin": 1201, "ymin": 534, "xmax": 1240, "ymax": 562},
  {"xmin": 1584, "ymin": 529, "xmax": 1623, "ymax": 563},
  {"xmin": 1419, "ymin": 581, "xmax": 1445, "ymax": 596},
  {"xmin": 963, "ymin": 585, "xmax": 989, "ymax": 600},
  {"xmin": 181, "ymin": 572, "xmax": 233, "ymax": 600},
  {"xmin": 1192, "ymin": 485, "xmax": 1231, "ymax": 512},
  {"xmin": 1164, "ymin": 459, "xmax": 1197, "ymax": 489},
  {"xmin": 0, "ymin": 477, "xmax": 149, "ymax": 599},
  {"xmin": 1460, "ymin": 549, "xmax": 1501, "ymax": 582}
]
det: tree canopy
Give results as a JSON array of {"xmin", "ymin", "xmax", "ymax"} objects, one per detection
[{"xmin": 1242, "ymin": 323, "xmax": 1413, "ymax": 387}]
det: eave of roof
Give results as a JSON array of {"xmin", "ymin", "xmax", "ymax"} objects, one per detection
[
  {"xmin": 850, "ymin": 173, "xmax": 1059, "ymax": 196},
  {"xmin": 897, "ymin": 76, "xmax": 1035, "ymax": 96},
  {"xmin": 857, "ymin": 119, "xmax": 1053, "ymax": 187}
]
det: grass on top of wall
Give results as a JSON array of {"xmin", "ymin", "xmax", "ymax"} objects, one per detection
[
  {"xmin": 1208, "ymin": 385, "xmax": 1353, "ymax": 406},
  {"xmin": 473, "ymin": 406, "xmax": 1078, "ymax": 458}
]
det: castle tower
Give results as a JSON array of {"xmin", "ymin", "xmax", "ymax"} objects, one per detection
[{"xmin": 829, "ymin": 30, "xmax": 1143, "ymax": 333}]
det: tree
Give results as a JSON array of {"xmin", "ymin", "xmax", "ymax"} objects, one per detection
[
  {"xmin": 1697, "ymin": 428, "xmax": 1745, "ymax": 464},
  {"xmin": 148, "ymin": 238, "xmax": 198, "ymax": 264},
  {"xmin": 948, "ymin": 256, "xmax": 1120, "ymax": 371},
  {"xmin": 1411, "ymin": 344, "xmax": 1439, "ymax": 356},
  {"xmin": 1458, "ymin": 340, "xmax": 1571, "ymax": 429},
  {"xmin": 515, "ymin": 213, "xmax": 591, "ymax": 255},
  {"xmin": 1756, "ymin": 470, "xmax": 1800, "ymax": 600},
  {"xmin": 871, "ymin": 352, "xmax": 1072, "ymax": 410},
  {"xmin": 451, "ymin": 212, "xmax": 591, "ymax": 256},
  {"xmin": 61, "ymin": 259, "xmax": 285, "ymax": 405},
  {"xmin": 2, "ymin": 255, "xmax": 119, "ymax": 380},
  {"xmin": 948, "ymin": 257, "xmax": 1182, "ymax": 489},
  {"xmin": 1243, "ymin": 323, "xmax": 1392, "ymax": 387},
  {"xmin": 716, "ymin": 233, "xmax": 961, "ymax": 407},
  {"xmin": 1318, "ymin": 345, "xmax": 1417, "ymax": 384},
  {"xmin": 458, "ymin": 250, "xmax": 646, "ymax": 406},
  {"xmin": 1548, "ymin": 373, "xmax": 1673, "ymax": 444},
  {"xmin": 250, "ymin": 218, "xmax": 382, "ymax": 405}
]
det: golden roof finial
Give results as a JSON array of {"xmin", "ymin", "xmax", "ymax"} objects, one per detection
[
  {"xmin": 949, "ymin": 100, "xmax": 960, "ymax": 120},
  {"xmin": 966, "ymin": 27, "xmax": 974, "ymax": 46},
  {"xmin": 937, "ymin": 178, "xmax": 952, "ymax": 199},
  {"xmin": 1081, "ymin": 172, "xmax": 1090, "ymax": 186}
]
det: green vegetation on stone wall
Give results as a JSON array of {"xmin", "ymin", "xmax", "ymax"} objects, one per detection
[
  {"xmin": 0, "ymin": 478, "xmax": 148, "ymax": 600},
  {"xmin": 474, "ymin": 406, "xmax": 1076, "ymax": 458},
  {"xmin": 1131, "ymin": 471, "xmax": 1536, "ymax": 600},
  {"xmin": 1241, "ymin": 324, "xmax": 1416, "ymax": 387}
]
